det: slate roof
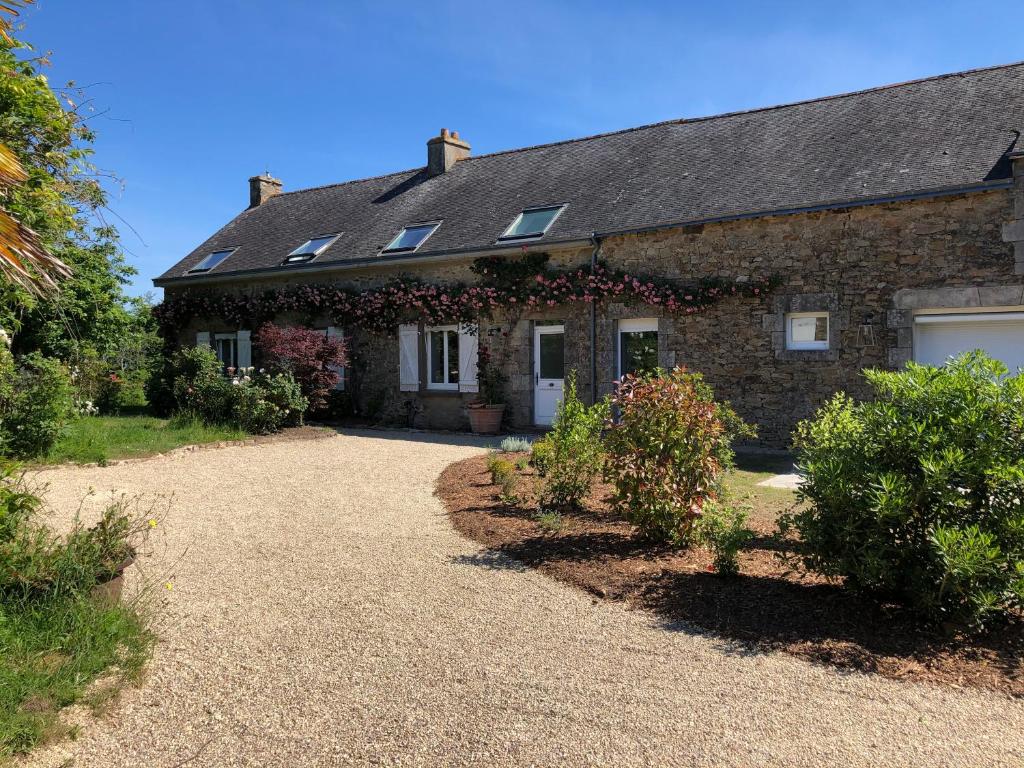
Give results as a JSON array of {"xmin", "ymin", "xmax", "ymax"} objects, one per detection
[{"xmin": 156, "ymin": 61, "xmax": 1024, "ymax": 285}]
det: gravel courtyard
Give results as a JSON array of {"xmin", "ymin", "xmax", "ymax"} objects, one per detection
[{"xmin": 19, "ymin": 430, "xmax": 1024, "ymax": 768}]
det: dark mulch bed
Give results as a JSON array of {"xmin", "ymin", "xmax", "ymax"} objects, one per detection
[{"xmin": 436, "ymin": 453, "xmax": 1024, "ymax": 697}]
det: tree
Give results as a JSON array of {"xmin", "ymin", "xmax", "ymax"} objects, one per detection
[
  {"xmin": 0, "ymin": 1, "xmax": 71, "ymax": 302},
  {"xmin": 0, "ymin": 3, "xmax": 144, "ymax": 368}
]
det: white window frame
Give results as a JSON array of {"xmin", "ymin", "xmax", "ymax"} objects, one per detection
[
  {"xmin": 498, "ymin": 204, "xmax": 566, "ymax": 241},
  {"xmin": 785, "ymin": 312, "xmax": 830, "ymax": 350},
  {"xmin": 187, "ymin": 247, "xmax": 237, "ymax": 274},
  {"xmin": 424, "ymin": 325, "xmax": 459, "ymax": 391},
  {"xmin": 214, "ymin": 332, "xmax": 238, "ymax": 371},
  {"xmin": 617, "ymin": 318, "xmax": 659, "ymax": 378},
  {"xmin": 283, "ymin": 233, "xmax": 341, "ymax": 265},
  {"xmin": 382, "ymin": 221, "xmax": 442, "ymax": 254}
]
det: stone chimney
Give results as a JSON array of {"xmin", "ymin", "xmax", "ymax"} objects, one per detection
[
  {"xmin": 249, "ymin": 173, "xmax": 282, "ymax": 207},
  {"xmin": 427, "ymin": 128, "xmax": 470, "ymax": 176}
]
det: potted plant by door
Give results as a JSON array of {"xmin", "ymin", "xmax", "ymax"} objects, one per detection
[{"xmin": 467, "ymin": 336, "xmax": 508, "ymax": 434}]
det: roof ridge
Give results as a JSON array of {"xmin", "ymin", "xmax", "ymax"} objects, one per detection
[
  {"xmin": 459, "ymin": 59, "xmax": 1024, "ymax": 163},
  {"xmin": 271, "ymin": 166, "xmax": 422, "ymax": 199},
  {"xmin": 269, "ymin": 59, "xmax": 1024, "ymax": 200}
]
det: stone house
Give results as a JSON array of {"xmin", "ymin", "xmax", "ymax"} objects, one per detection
[{"xmin": 154, "ymin": 62, "xmax": 1024, "ymax": 446}]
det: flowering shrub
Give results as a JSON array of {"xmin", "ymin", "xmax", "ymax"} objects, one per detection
[
  {"xmin": 604, "ymin": 367, "xmax": 755, "ymax": 544},
  {"xmin": 254, "ymin": 323, "xmax": 347, "ymax": 412},
  {"xmin": 786, "ymin": 352, "xmax": 1024, "ymax": 629},
  {"xmin": 154, "ymin": 255, "xmax": 777, "ymax": 337},
  {"xmin": 167, "ymin": 346, "xmax": 306, "ymax": 434},
  {"xmin": 540, "ymin": 373, "xmax": 609, "ymax": 508},
  {"xmin": 0, "ymin": 351, "xmax": 76, "ymax": 459}
]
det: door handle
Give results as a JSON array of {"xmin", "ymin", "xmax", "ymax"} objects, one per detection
[{"xmin": 535, "ymin": 372, "xmax": 539, "ymax": 385}]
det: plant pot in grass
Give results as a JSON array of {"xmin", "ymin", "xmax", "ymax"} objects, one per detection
[{"xmin": 90, "ymin": 551, "xmax": 137, "ymax": 604}]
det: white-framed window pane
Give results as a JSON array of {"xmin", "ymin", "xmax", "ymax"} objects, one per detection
[
  {"xmin": 429, "ymin": 331, "xmax": 446, "ymax": 384},
  {"xmin": 500, "ymin": 205, "xmax": 563, "ymax": 239},
  {"xmin": 214, "ymin": 334, "xmax": 237, "ymax": 371},
  {"xmin": 620, "ymin": 331, "xmax": 658, "ymax": 376},
  {"xmin": 786, "ymin": 313, "xmax": 829, "ymax": 349},
  {"xmin": 426, "ymin": 326, "xmax": 459, "ymax": 388},
  {"xmin": 384, "ymin": 223, "xmax": 439, "ymax": 253}
]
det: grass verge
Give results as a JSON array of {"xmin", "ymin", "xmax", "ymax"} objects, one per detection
[
  {"xmin": 44, "ymin": 414, "xmax": 246, "ymax": 465},
  {"xmin": 0, "ymin": 594, "xmax": 153, "ymax": 758}
]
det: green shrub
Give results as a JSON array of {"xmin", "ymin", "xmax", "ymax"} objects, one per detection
[
  {"xmin": 253, "ymin": 372, "xmax": 306, "ymax": 428},
  {"xmin": 604, "ymin": 367, "xmax": 755, "ymax": 544},
  {"xmin": 165, "ymin": 346, "xmax": 306, "ymax": 435},
  {"xmin": 499, "ymin": 435, "xmax": 532, "ymax": 453},
  {"xmin": 540, "ymin": 372, "xmax": 609, "ymax": 508},
  {"xmin": 534, "ymin": 509, "xmax": 564, "ymax": 533},
  {"xmin": 0, "ymin": 353, "xmax": 75, "ymax": 459},
  {"xmin": 786, "ymin": 352, "xmax": 1024, "ymax": 629},
  {"xmin": 488, "ymin": 456, "xmax": 516, "ymax": 486},
  {"xmin": 515, "ymin": 455, "xmax": 530, "ymax": 472},
  {"xmin": 694, "ymin": 502, "xmax": 754, "ymax": 576},
  {"xmin": 530, "ymin": 437, "xmax": 553, "ymax": 477}
]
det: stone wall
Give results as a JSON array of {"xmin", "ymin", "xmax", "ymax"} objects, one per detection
[{"xmin": 167, "ymin": 188, "xmax": 1023, "ymax": 446}]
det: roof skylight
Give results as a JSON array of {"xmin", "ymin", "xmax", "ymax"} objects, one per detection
[
  {"xmin": 499, "ymin": 205, "xmax": 565, "ymax": 240},
  {"xmin": 382, "ymin": 222, "xmax": 441, "ymax": 254},
  {"xmin": 283, "ymin": 234, "xmax": 340, "ymax": 264},
  {"xmin": 187, "ymin": 248, "xmax": 236, "ymax": 274}
]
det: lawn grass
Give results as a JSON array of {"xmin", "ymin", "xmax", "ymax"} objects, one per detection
[
  {"xmin": 0, "ymin": 595, "xmax": 153, "ymax": 758},
  {"xmin": 725, "ymin": 452, "xmax": 799, "ymax": 527},
  {"xmin": 43, "ymin": 414, "xmax": 246, "ymax": 465}
]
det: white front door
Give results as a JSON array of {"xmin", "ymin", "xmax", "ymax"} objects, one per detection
[{"xmin": 534, "ymin": 324, "xmax": 565, "ymax": 426}]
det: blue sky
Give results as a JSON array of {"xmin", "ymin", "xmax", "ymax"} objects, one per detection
[{"xmin": 20, "ymin": 0, "xmax": 1023, "ymax": 297}]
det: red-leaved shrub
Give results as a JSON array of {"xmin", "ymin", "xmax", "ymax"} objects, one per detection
[
  {"xmin": 604, "ymin": 367, "xmax": 755, "ymax": 544},
  {"xmin": 254, "ymin": 323, "xmax": 347, "ymax": 412}
]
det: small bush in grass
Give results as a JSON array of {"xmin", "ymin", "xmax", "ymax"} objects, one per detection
[
  {"xmin": 540, "ymin": 372, "xmax": 609, "ymax": 508},
  {"xmin": 604, "ymin": 367, "xmax": 755, "ymax": 544},
  {"xmin": 530, "ymin": 437, "xmax": 553, "ymax": 477},
  {"xmin": 499, "ymin": 435, "xmax": 532, "ymax": 453},
  {"xmin": 534, "ymin": 509, "xmax": 564, "ymax": 533},
  {"xmin": 0, "ymin": 352, "xmax": 76, "ymax": 459},
  {"xmin": 786, "ymin": 352, "xmax": 1024, "ymax": 630},
  {"xmin": 514, "ymin": 455, "xmax": 530, "ymax": 472},
  {"xmin": 694, "ymin": 502, "xmax": 755, "ymax": 576},
  {"xmin": 254, "ymin": 323, "xmax": 347, "ymax": 413},
  {"xmin": 0, "ymin": 467, "xmax": 154, "ymax": 755}
]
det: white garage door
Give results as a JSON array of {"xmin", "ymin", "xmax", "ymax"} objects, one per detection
[{"xmin": 914, "ymin": 312, "xmax": 1024, "ymax": 373}]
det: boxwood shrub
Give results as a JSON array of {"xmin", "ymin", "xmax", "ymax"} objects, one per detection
[{"xmin": 787, "ymin": 352, "xmax": 1024, "ymax": 629}]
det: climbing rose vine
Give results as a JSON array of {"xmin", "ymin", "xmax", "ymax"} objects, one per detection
[{"xmin": 154, "ymin": 255, "xmax": 779, "ymax": 336}]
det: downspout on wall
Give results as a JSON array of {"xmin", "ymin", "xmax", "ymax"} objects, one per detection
[{"xmin": 589, "ymin": 234, "xmax": 602, "ymax": 405}]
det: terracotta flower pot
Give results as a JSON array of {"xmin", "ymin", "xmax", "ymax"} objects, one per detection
[
  {"xmin": 467, "ymin": 403, "xmax": 505, "ymax": 434},
  {"xmin": 90, "ymin": 553, "xmax": 136, "ymax": 605}
]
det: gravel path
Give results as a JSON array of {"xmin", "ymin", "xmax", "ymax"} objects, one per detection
[{"xmin": 18, "ymin": 429, "xmax": 1024, "ymax": 767}]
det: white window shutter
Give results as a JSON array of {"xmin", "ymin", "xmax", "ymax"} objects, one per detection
[
  {"xmin": 458, "ymin": 323, "xmax": 479, "ymax": 393},
  {"xmin": 327, "ymin": 326, "xmax": 345, "ymax": 391},
  {"xmin": 196, "ymin": 331, "xmax": 211, "ymax": 348},
  {"xmin": 236, "ymin": 330, "xmax": 252, "ymax": 369},
  {"xmin": 399, "ymin": 324, "xmax": 420, "ymax": 392}
]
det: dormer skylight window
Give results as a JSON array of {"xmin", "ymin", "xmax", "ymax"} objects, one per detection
[
  {"xmin": 382, "ymin": 222, "xmax": 441, "ymax": 254},
  {"xmin": 283, "ymin": 234, "xmax": 340, "ymax": 264},
  {"xmin": 187, "ymin": 248, "xmax": 236, "ymax": 274},
  {"xmin": 498, "ymin": 205, "xmax": 565, "ymax": 241}
]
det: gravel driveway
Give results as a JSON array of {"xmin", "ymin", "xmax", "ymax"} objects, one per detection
[{"xmin": 19, "ymin": 429, "xmax": 1024, "ymax": 767}]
